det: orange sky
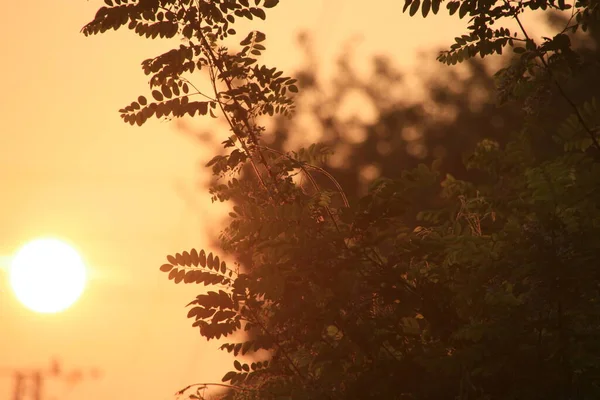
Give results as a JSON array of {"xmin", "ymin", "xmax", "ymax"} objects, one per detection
[{"xmin": 0, "ymin": 1, "xmax": 549, "ymax": 399}]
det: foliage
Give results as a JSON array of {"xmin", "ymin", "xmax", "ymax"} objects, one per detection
[
  {"xmin": 84, "ymin": 0, "xmax": 600, "ymax": 399},
  {"xmin": 255, "ymin": 35, "xmax": 524, "ymax": 201}
]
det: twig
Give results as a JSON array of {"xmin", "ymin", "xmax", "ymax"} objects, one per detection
[
  {"xmin": 510, "ymin": 5, "xmax": 600, "ymax": 152},
  {"xmin": 257, "ymin": 145, "xmax": 349, "ymax": 208}
]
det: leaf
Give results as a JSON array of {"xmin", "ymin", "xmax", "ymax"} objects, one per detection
[
  {"xmin": 242, "ymin": 341, "xmax": 253, "ymax": 355},
  {"xmin": 184, "ymin": 271, "xmax": 195, "ymax": 283},
  {"xmin": 254, "ymin": 31, "xmax": 266, "ymax": 42},
  {"xmin": 447, "ymin": 1, "xmax": 460, "ymax": 15},
  {"xmin": 161, "ymin": 85, "xmax": 173, "ymax": 98},
  {"xmin": 525, "ymin": 39, "xmax": 536, "ymax": 51},
  {"xmin": 200, "ymin": 249, "xmax": 207, "ymax": 267},
  {"xmin": 160, "ymin": 263, "xmax": 173, "ymax": 272},
  {"xmin": 234, "ymin": 360, "xmax": 242, "ymax": 371},
  {"xmin": 222, "ymin": 371, "xmax": 236, "ymax": 382},
  {"xmin": 409, "ymin": 0, "xmax": 421, "ymax": 16},
  {"xmin": 422, "ymin": 0, "xmax": 431, "ymax": 17},
  {"xmin": 240, "ymin": 32, "xmax": 254, "ymax": 46},
  {"xmin": 459, "ymin": 0, "xmax": 469, "ymax": 18},
  {"xmin": 187, "ymin": 307, "xmax": 200, "ymax": 318},
  {"xmin": 182, "ymin": 251, "xmax": 191, "ymax": 266},
  {"xmin": 174, "ymin": 269, "xmax": 185, "ymax": 284},
  {"xmin": 250, "ymin": 8, "xmax": 266, "ymax": 19},
  {"xmin": 168, "ymin": 269, "xmax": 178, "ymax": 280},
  {"xmin": 138, "ymin": 96, "xmax": 147, "ymax": 106},
  {"xmin": 263, "ymin": 0, "xmax": 278, "ymax": 7},
  {"xmin": 190, "ymin": 248, "xmax": 199, "ymax": 266},
  {"xmin": 152, "ymin": 90, "xmax": 163, "ymax": 101}
]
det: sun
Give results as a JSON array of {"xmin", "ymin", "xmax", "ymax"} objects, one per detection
[{"xmin": 9, "ymin": 238, "xmax": 87, "ymax": 313}]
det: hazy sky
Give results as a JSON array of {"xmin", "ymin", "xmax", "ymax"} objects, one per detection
[{"xmin": 0, "ymin": 1, "xmax": 543, "ymax": 399}]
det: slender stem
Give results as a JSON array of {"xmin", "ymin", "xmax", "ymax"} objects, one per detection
[
  {"xmin": 257, "ymin": 145, "xmax": 350, "ymax": 208},
  {"xmin": 176, "ymin": 382, "xmax": 263, "ymax": 396},
  {"xmin": 178, "ymin": 78, "xmax": 218, "ymax": 102},
  {"xmin": 511, "ymin": 7, "xmax": 600, "ymax": 153},
  {"xmin": 192, "ymin": 23, "xmax": 279, "ymax": 188},
  {"xmin": 204, "ymin": 55, "xmax": 270, "ymax": 193},
  {"xmin": 306, "ymin": 165, "xmax": 349, "ymax": 208}
]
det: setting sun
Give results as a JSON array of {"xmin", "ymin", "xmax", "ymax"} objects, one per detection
[{"xmin": 9, "ymin": 238, "xmax": 87, "ymax": 314}]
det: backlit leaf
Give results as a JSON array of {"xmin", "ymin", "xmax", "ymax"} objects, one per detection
[
  {"xmin": 152, "ymin": 90, "xmax": 163, "ymax": 101},
  {"xmin": 409, "ymin": 0, "xmax": 421, "ymax": 16},
  {"xmin": 422, "ymin": 0, "xmax": 431, "ymax": 17},
  {"xmin": 160, "ymin": 263, "xmax": 173, "ymax": 272}
]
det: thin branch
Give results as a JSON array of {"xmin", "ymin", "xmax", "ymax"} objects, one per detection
[
  {"xmin": 201, "ymin": 37, "xmax": 270, "ymax": 194},
  {"xmin": 510, "ymin": 5, "xmax": 600, "ymax": 153},
  {"xmin": 176, "ymin": 382, "xmax": 262, "ymax": 397},
  {"xmin": 178, "ymin": 77, "xmax": 218, "ymax": 102},
  {"xmin": 193, "ymin": 22, "xmax": 280, "ymax": 188},
  {"xmin": 257, "ymin": 145, "xmax": 349, "ymax": 208},
  {"xmin": 558, "ymin": 0, "xmax": 578, "ymax": 36}
]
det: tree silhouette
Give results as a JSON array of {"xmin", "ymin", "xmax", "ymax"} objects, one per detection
[{"xmin": 84, "ymin": 0, "xmax": 600, "ymax": 398}]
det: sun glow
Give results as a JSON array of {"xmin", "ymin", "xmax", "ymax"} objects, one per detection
[{"xmin": 9, "ymin": 238, "xmax": 87, "ymax": 313}]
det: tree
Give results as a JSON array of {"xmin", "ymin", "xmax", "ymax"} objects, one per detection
[{"xmin": 83, "ymin": 0, "xmax": 600, "ymax": 399}]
